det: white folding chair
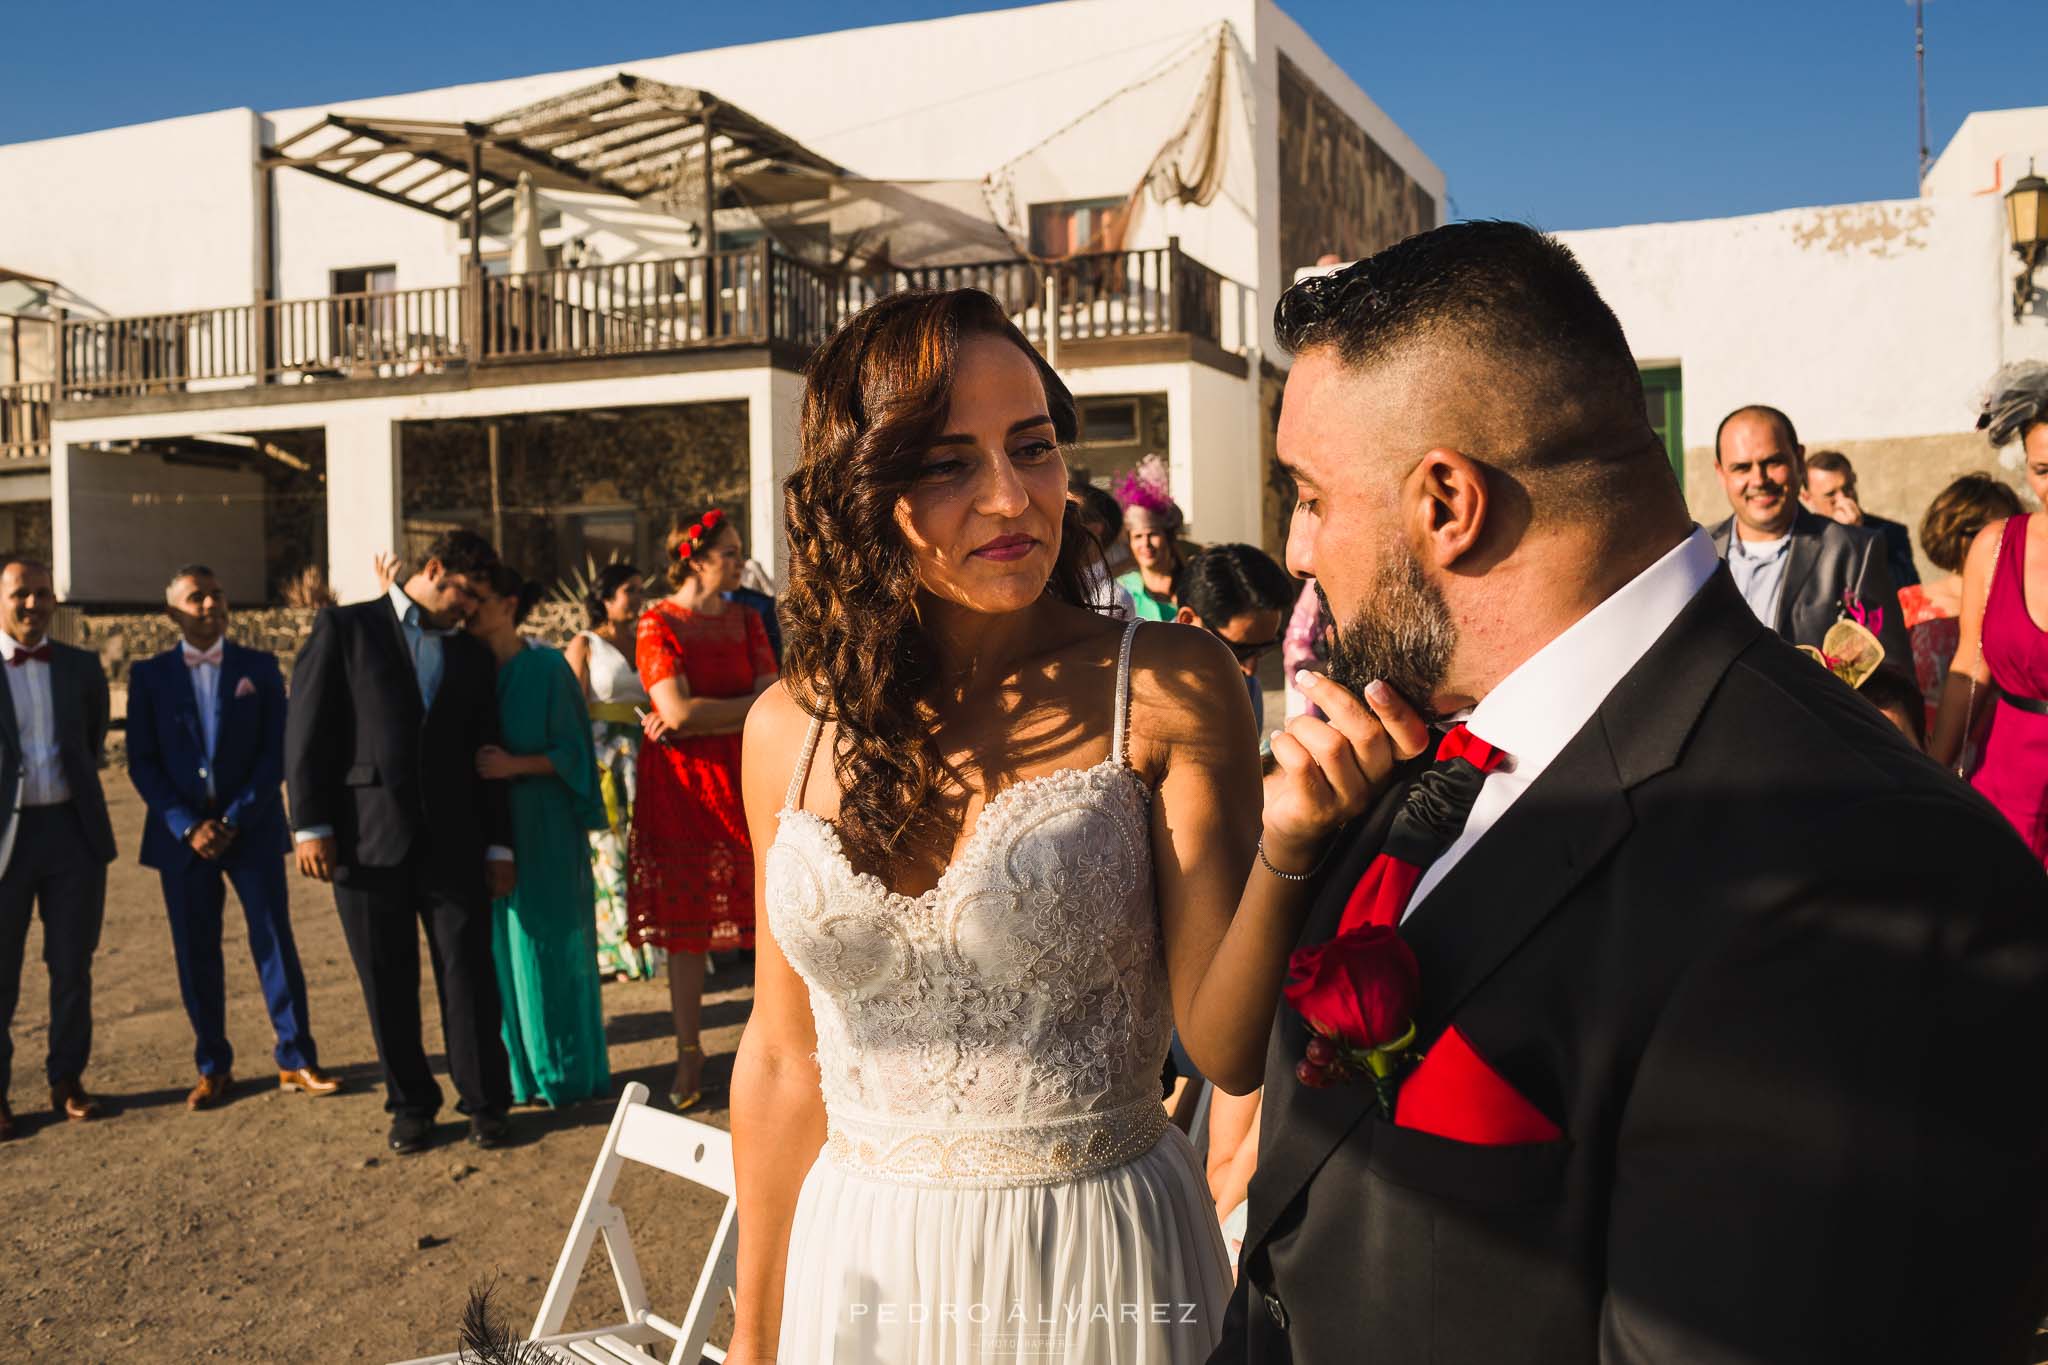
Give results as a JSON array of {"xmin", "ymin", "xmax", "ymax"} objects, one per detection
[{"xmin": 392, "ymin": 1081, "xmax": 737, "ymax": 1365}]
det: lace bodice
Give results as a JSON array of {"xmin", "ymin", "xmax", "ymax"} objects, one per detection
[{"xmin": 764, "ymin": 621, "xmax": 1173, "ymax": 1187}]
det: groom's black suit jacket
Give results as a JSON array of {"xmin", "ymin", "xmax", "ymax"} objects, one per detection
[{"xmin": 1212, "ymin": 569, "xmax": 2048, "ymax": 1365}]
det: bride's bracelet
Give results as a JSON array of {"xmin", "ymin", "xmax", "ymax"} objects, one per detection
[{"xmin": 1257, "ymin": 835, "xmax": 1326, "ymax": 883}]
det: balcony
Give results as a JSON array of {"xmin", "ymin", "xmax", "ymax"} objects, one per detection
[
  {"xmin": 0, "ymin": 380, "xmax": 50, "ymax": 461},
  {"xmin": 45, "ymin": 241, "xmax": 1247, "ymax": 418}
]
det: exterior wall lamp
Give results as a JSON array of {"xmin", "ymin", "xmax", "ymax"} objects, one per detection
[{"xmin": 2006, "ymin": 161, "xmax": 2048, "ymax": 320}]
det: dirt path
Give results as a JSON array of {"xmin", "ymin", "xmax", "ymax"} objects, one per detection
[{"xmin": 1, "ymin": 781, "xmax": 741, "ymax": 1361}]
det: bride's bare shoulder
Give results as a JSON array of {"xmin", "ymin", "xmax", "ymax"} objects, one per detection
[
  {"xmin": 745, "ymin": 679, "xmax": 812, "ymax": 749},
  {"xmin": 1123, "ymin": 620, "xmax": 1254, "ymax": 749}
]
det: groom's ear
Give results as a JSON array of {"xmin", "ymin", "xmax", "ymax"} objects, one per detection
[{"xmin": 1412, "ymin": 447, "xmax": 1489, "ymax": 570}]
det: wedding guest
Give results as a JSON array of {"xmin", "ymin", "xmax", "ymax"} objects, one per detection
[
  {"xmin": 565, "ymin": 564, "xmax": 661, "ymax": 983},
  {"xmin": 468, "ymin": 565, "xmax": 611, "ymax": 1109},
  {"xmin": 1710, "ymin": 405, "xmax": 1911, "ymax": 666},
  {"xmin": 1115, "ymin": 454, "xmax": 1189, "ymax": 621},
  {"xmin": 1931, "ymin": 362, "xmax": 2048, "ymax": 863},
  {"xmin": 1069, "ymin": 478, "xmax": 1137, "ymax": 619},
  {"xmin": 1206, "ymin": 1086, "xmax": 1262, "ymax": 1277},
  {"xmin": 287, "ymin": 530, "xmax": 517, "ymax": 1155},
  {"xmin": 1903, "ymin": 473, "xmax": 2021, "ymax": 735},
  {"xmin": 727, "ymin": 559, "xmax": 783, "ymax": 664},
  {"xmin": 1280, "ymin": 581, "xmax": 1330, "ymax": 721},
  {"xmin": 1803, "ymin": 449, "xmax": 1920, "ymax": 588},
  {"xmin": 127, "ymin": 564, "xmax": 335, "ymax": 1110},
  {"xmin": 0, "ymin": 554, "xmax": 114, "ymax": 1139},
  {"xmin": 1175, "ymin": 543, "xmax": 1294, "ymax": 732},
  {"xmin": 1857, "ymin": 667, "xmax": 1929, "ymax": 752},
  {"xmin": 629, "ymin": 509, "xmax": 777, "ymax": 1112}
]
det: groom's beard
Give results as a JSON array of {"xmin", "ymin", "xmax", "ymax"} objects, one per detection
[{"xmin": 1319, "ymin": 540, "xmax": 1456, "ymax": 725}]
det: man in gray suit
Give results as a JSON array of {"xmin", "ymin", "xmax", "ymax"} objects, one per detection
[
  {"xmin": 1709, "ymin": 405, "xmax": 1912, "ymax": 668},
  {"xmin": 0, "ymin": 555, "xmax": 115, "ymax": 1139}
]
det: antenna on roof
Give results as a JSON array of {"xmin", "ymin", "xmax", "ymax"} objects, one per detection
[{"xmin": 1915, "ymin": 0, "xmax": 1931, "ymax": 186}]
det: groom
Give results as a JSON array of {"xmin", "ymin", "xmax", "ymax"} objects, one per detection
[{"xmin": 1213, "ymin": 223, "xmax": 2048, "ymax": 1362}]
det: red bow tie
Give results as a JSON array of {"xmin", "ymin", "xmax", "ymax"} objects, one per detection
[{"xmin": 6, "ymin": 643, "xmax": 50, "ymax": 667}]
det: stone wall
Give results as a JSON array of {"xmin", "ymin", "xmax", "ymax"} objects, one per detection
[
  {"xmin": 399, "ymin": 401, "xmax": 752, "ymax": 594},
  {"xmin": 74, "ymin": 598, "xmax": 588, "ymax": 690},
  {"xmin": 1277, "ymin": 53, "xmax": 1436, "ymax": 280}
]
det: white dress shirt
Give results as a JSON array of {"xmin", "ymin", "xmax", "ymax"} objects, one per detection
[
  {"xmin": 0, "ymin": 631, "xmax": 70, "ymax": 807},
  {"xmin": 1406, "ymin": 528, "xmax": 1721, "ymax": 917},
  {"xmin": 183, "ymin": 639, "xmax": 224, "ymax": 797}
]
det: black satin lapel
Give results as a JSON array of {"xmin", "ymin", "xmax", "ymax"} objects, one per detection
[
  {"xmin": 1239, "ymin": 757, "xmax": 1424, "ymax": 1260},
  {"xmin": 1400, "ymin": 716, "xmax": 1634, "ymax": 1041}
]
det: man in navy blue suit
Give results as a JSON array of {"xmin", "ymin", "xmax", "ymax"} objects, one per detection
[{"xmin": 127, "ymin": 565, "xmax": 338, "ymax": 1109}]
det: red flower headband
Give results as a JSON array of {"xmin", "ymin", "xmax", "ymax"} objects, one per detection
[{"xmin": 675, "ymin": 508, "xmax": 725, "ymax": 561}]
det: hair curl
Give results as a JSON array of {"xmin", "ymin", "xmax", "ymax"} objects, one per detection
[{"xmin": 780, "ymin": 288, "xmax": 1096, "ymax": 874}]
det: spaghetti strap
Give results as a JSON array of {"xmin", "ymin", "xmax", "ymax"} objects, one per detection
[
  {"xmin": 785, "ymin": 711, "xmax": 826, "ymax": 813},
  {"xmin": 1111, "ymin": 620, "xmax": 1139, "ymax": 767}
]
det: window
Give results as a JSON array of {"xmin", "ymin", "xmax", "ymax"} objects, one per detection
[
  {"xmin": 1029, "ymin": 197, "xmax": 1128, "ymax": 258},
  {"xmin": 1641, "ymin": 365, "xmax": 1683, "ymax": 486},
  {"xmin": 1078, "ymin": 397, "xmax": 1140, "ymax": 446},
  {"xmin": 330, "ymin": 267, "xmax": 397, "ymax": 361},
  {"xmin": 331, "ymin": 265, "xmax": 396, "ymax": 297},
  {"xmin": 481, "ymin": 247, "xmax": 563, "ymax": 278}
]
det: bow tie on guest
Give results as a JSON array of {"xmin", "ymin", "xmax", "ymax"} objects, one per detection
[
  {"xmin": 1336, "ymin": 723, "xmax": 1511, "ymax": 934},
  {"xmin": 6, "ymin": 642, "xmax": 51, "ymax": 667},
  {"xmin": 182, "ymin": 642, "xmax": 225, "ymax": 668}
]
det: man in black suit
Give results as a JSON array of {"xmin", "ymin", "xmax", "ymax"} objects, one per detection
[
  {"xmin": 286, "ymin": 531, "xmax": 517, "ymax": 1154},
  {"xmin": 0, "ymin": 555, "xmax": 115, "ymax": 1139},
  {"xmin": 1802, "ymin": 447, "xmax": 1922, "ymax": 589},
  {"xmin": 1709, "ymin": 406, "xmax": 1913, "ymax": 667},
  {"xmin": 1213, "ymin": 223, "xmax": 2048, "ymax": 1363}
]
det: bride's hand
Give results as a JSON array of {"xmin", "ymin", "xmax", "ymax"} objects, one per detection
[{"xmin": 1261, "ymin": 672, "xmax": 1431, "ymax": 874}]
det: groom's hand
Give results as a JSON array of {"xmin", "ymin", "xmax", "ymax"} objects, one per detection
[{"xmin": 1262, "ymin": 674, "xmax": 1431, "ymax": 873}]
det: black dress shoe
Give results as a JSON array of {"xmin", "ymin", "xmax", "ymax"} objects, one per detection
[
  {"xmin": 388, "ymin": 1114, "xmax": 433, "ymax": 1155},
  {"xmin": 468, "ymin": 1113, "xmax": 511, "ymax": 1150}
]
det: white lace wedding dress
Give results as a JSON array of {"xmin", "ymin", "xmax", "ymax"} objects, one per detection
[{"xmin": 765, "ymin": 621, "xmax": 1231, "ymax": 1363}]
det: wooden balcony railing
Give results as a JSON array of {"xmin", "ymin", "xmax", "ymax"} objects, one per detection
[
  {"xmin": 0, "ymin": 381, "xmax": 51, "ymax": 460},
  {"xmin": 55, "ymin": 240, "xmax": 1242, "ymax": 400}
]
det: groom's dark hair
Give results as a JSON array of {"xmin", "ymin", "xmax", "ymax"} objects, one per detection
[
  {"xmin": 1274, "ymin": 221, "xmax": 1672, "ymax": 522},
  {"xmin": 423, "ymin": 529, "xmax": 498, "ymax": 579}
]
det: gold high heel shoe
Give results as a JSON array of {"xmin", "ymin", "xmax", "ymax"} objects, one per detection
[{"xmin": 670, "ymin": 1042, "xmax": 703, "ymax": 1113}]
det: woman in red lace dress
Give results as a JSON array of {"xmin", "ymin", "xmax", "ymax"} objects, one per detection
[{"xmin": 628, "ymin": 508, "xmax": 777, "ymax": 1109}]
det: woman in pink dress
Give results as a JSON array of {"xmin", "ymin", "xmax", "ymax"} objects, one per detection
[
  {"xmin": 1932, "ymin": 366, "xmax": 2048, "ymax": 862},
  {"xmin": 1903, "ymin": 474, "xmax": 2020, "ymax": 739}
]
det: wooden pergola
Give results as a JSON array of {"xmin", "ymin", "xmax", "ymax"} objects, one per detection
[{"xmin": 264, "ymin": 73, "xmax": 844, "ymax": 262}]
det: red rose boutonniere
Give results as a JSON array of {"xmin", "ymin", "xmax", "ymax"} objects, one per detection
[{"xmin": 1283, "ymin": 924, "xmax": 1421, "ymax": 1118}]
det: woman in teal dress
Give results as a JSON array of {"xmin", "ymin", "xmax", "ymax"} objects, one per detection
[{"xmin": 469, "ymin": 566, "xmax": 612, "ymax": 1108}]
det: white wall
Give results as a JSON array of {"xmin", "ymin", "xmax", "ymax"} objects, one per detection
[
  {"xmin": 58, "ymin": 445, "xmax": 265, "ymax": 602},
  {"xmin": 0, "ymin": 109, "xmax": 260, "ymax": 318},
  {"xmin": 1558, "ymin": 196, "xmax": 2008, "ymax": 453},
  {"xmin": 1062, "ymin": 361, "xmax": 1262, "ymax": 546}
]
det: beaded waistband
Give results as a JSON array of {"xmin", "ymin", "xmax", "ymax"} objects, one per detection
[{"xmin": 822, "ymin": 1096, "xmax": 1170, "ymax": 1189}]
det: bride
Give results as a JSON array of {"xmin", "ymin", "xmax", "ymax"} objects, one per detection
[{"xmin": 728, "ymin": 288, "xmax": 1423, "ymax": 1363}]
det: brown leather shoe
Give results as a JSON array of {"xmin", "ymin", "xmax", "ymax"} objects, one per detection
[
  {"xmin": 0, "ymin": 1097, "xmax": 15, "ymax": 1141},
  {"xmin": 186, "ymin": 1073, "xmax": 232, "ymax": 1111},
  {"xmin": 50, "ymin": 1078, "xmax": 102, "ymax": 1122},
  {"xmin": 278, "ymin": 1066, "xmax": 341, "ymax": 1097}
]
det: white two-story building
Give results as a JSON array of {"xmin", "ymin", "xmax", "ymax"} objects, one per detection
[{"xmin": 0, "ymin": 0, "xmax": 1442, "ymax": 605}]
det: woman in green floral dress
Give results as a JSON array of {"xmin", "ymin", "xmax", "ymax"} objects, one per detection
[{"xmin": 565, "ymin": 564, "xmax": 664, "ymax": 982}]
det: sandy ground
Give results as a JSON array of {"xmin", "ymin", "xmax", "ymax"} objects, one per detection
[{"xmin": 0, "ymin": 781, "xmax": 741, "ymax": 1362}]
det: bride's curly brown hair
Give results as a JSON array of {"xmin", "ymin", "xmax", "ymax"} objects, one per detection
[{"xmin": 781, "ymin": 289, "xmax": 1104, "ymax": 873}]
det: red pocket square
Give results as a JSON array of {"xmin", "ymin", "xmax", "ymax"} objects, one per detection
[
  {"xmin": 234, "ymin": 677, "xmax": 257, "ymax": 699},
  {"xmin": 1394, "ymin": 1026, "xmax": 1562, "ymax": 1145}
]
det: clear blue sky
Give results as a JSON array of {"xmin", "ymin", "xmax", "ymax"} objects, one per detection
[{"xmin": 0, "ymin": 0, "xmax": 2031, "ymax": 230}]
